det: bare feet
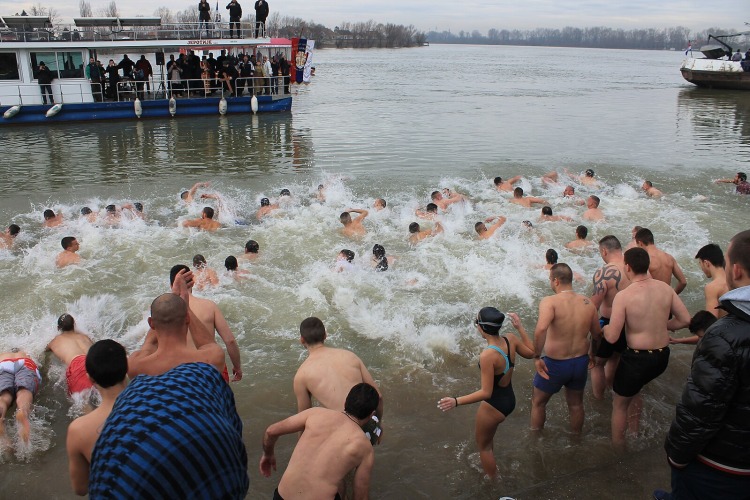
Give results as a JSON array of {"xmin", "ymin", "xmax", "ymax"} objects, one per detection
[{"xmin": 15, "ymin": 409, "xmax": 30, "ymax": 444}]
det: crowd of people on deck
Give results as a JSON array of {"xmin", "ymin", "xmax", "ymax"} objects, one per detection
[{"xmin": 0, "ymin": 169, "xmax": 748, "ymax": 499}]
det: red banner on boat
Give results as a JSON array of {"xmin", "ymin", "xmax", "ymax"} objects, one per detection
[{"xmin": 291, "ymin": 37, "xmax": 307, "ymax": 84}]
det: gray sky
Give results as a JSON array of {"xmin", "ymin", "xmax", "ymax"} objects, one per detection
[{"xmin": 3, "ymin": 0, "xmax": 749, "ymax": 33}]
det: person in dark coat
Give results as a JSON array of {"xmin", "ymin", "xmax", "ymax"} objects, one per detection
[
  {"xmin": 254, "ymin": 0, "xmax": 268, "ymax": 38},
  {"xmin": 37, "ymin": 61, "xmax": 54, "ymax": 105},
  {"xmin": 226, "ymin": 0, "xmax": 242, "ymax": 38},
  {"xmin": 117, "ymin": 55, "xmax": 135, "ymax": 79},
  {"xmin": 198, "ymin": 0, "xmax": 211, "ymax": 36},
  {"xmin": 105, "ymin": 59, "xmax": 120, "ymax": 100}
]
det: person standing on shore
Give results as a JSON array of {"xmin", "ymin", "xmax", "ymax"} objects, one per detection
[
  {"xmin": 437, "ymin": 308, "xmax": 534, "ymax": 478},
  {"xmin": 694, "ymin": 243, "xmax": 729, "ymax": 317},
  {"xmin": 657, "ymin": 230, "xmax": 750, "ymax": 499}
]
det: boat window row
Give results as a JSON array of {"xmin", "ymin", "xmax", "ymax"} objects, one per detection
[{"xmin": 0, "ymin": 51, "xmax": 85, "ymax": 81}]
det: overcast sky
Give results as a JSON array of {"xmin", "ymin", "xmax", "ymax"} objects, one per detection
[{"xmin": 3, "ymin": 0, "xmax": 748, "ymax": 33}]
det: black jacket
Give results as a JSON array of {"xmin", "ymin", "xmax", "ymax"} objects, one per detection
[
  {"xmin": 226, "ymin": 1, "xmax": 242, "ymax": 20},
  {"xmin": 198, "ymin": 1, "xmax": 211, "ymax": 21},
  {"xmin": 665, "ymin": 285, "xmax": 750, "ymax": 472},
  {"xmin": 37, "ymin": 66, "xmax": 53, "ymax": 84},
  {"xmin": 254, "ymin": 0, "xmax": 268, "ymax": 21}
]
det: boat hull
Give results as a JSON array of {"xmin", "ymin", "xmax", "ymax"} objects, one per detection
[
  {"xmin": 0, "ymin": 95, "xmax": 291, "ymax": 125},
  {"xmin": 680, "ymin": 58, "xmax": 750, "ymax": 91}
]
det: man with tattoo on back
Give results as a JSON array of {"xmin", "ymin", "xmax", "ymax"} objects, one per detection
[{"xmin": 589, "ymin": 235, "xmax": 631, "ymax": 400}]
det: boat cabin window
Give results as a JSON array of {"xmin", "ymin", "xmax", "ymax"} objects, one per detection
[
  {"xmin": 30, "ymin": 51, "xmax": 84, "ymax": 79},
  {"xmin": 0, "ymin": 52, "xmax": 20, "ymax": 80}
]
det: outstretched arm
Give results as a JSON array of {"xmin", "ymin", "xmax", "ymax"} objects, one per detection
[
  {"xmin": 349, "ymin": 208, "xmax": 369, "ymax": 221},
  {"xmin": 214, "ymin": 307, "xmax": 242, "ymax": 381},
  {"xmin": 672, "ymin": 260, "xmax": 687, "ymax": 295},
  {"xmin": 260, "ymin": 410, "xmax": 311, "ymax": 477}
]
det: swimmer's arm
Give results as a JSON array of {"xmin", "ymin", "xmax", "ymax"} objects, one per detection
[
  {"xmin": 491, "ymin": 216, "xmax": 507, "ymax": 230},
  {"xmin": 181, "ymin": 218, "xmax": 202, "ymax": 228},
  {"xmin": 669, "ymin": 335, "xmax": 700, "ymax": 345},
  {"xmin": 528, "ymin": 196, "xmax": 547, "ymax": 205},
  {"xmin": 349, "ymin": 208, "xmax": 369, "ymax": 221},
  {"xmin": 604, "ymin": 294, "xmax": 625, "ymax": 344},
  {"xmin": 714, "ymin": 178, "xmax": 734, "ymax": 184},
  {"xmin": 208, "ymin": 269, "xmax": 220, "ymax": 286},
  {"xmin": 66, "ymin": 420, "xmax": 90, "ymax": 496},
  {"xmin": 293, "ymin": 373, "xmax": 312, "ymax": 412},
  {"xmin": 507, "ymin": 175, "xmax": 522, "ymax": 185},
  {"xmin": 533, "ymin": 298, "xmax": 553, "ymax": 356},
  {"xmin": 188, "ymin": 181, "xmax": 208, "ymax": 198},
  {"xmin": 672, "ymin": 260, "xmax": 687, "ymax": 295},
  {"xmin": 508, "ymin": 313, "xmax": 535, "ymax": 359},
  {"xmin": 353, "ymin": 447, "xmax": 374, "ymax": 500},
  {"xmin": 214, "ymin": 308, "xmax": 242, "ymax": 381},
  {"xmin": 359, "ymin": 363, "xmax": 383, "ymax": 421},
  {"xmin": 667, "ymin": 293, "xmax": 691, "ymax": 332},
  {"xmin": 432, "ymin": 221, "xmax": 444, "ymax": 235}
]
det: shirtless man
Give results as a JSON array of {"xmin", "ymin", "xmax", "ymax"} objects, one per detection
[
  {"xmin": 339, "ymin": 209, "xmax": 368, "ymax": 238},
  {"xmin": 261, "ymin": 383, "xmax": 379, "ymax": 500},
  {"xmin": 474, "ymin": 216, "xmax": 506, "ymax": 240},
  {"xmin": 540, "ymin": 206, "xmax": 573, "ymax": 222},
  {"xmin": 373, "ymin": 198, "xmax": 386, "ymax": 211},
  {"xmin": 430, "ymin": 189, "xmax": 464, "ymax": 211},
  {"xmin": 334, "ymin": 249, "xmax": 355, "ymax": 272},
  {"xmin": 543, "ymin": 249, "xmax": 558, "ymax": 270},
  {"xmin": 257, "ymin": 198, "xmax": 280, "ymax": 220},
  {"xmin": 562, "ymin": 185, "xmax": 586, "ymax": 206},
  {"xmin": 239, "ymin": 239, "xmax": 260, "ymax": 261},
  {"xmin": 293, "ymin": 317, "xmax": 383, "ymax": 435},
  {"xmin": 56, "ymin": 236, "xmax": 81, "ymax": 268},
  {"xmin": 576, "ymin": 168, "xmax": 601, "ymax": 187},
  {"xmin": 409, "ymin": 221, "xmax": 443, "ymax": 244},
  {"xmin": 642, "ymin": 181, "xmax": 663, "ymax": 198},
  {"xmin": 192, "ymin": 254, "xmax": 219, "ymax": 290},
  {"xmin": 127, "ymin": 272, "xmax": 225, "ymax": 378},
  {"xmin": 603, "ymin": 247, "xmax": 690, "ymax": 447},
  {"xmin": 694, "ymin": 243, "xmax": 729, "ymax": 317},
  {"xmin": 415, "ymin": 203, "xmax": 438, "ymax": 220},
  {"xmin": 43, "ymin": 209, "xmax": 63, "ymax": 228},
  {"xmin": 565, "ymin": 225, "xmax": 594, "ymax": 251},
  {"xmin": 0, "ymin": 349, "xmax": 41, "ymax": 445},
  {"xmin": 80, "ymin": 207, "xmax": 97, "ymax": 223},
  {"xmin": 182, "ymin": 206, "xmax": 221, "ymax": 231},
  {"xmin": 66, "ymin": 339, "xmax": 128, "ymax": 496},
  {"xmin": 47, "ymin": 314, "xmax": 94, "ymax": 400},
  {"xmin": 0, "ymin": 224, "xmax": 20, "ymax": 249},
  {"xmin": 582, "ymin": 195, "xmax": 604, "ymax": 221},
  {"xmin": 589, "ymin": 235, "xmax": 631, "ymax": 400},
  {"xmin": 509, "ymin": 187, "xmax": 547, "ymax": 208},
  {"xmin": 634, "ymin": 228, "xmax": 687, "ymax": 294},
  {"xmin": 494, "ymin": 176, "xmax": 522, "ymax": 192},
  {"xmin": 625, "ymin": 225, "xmax": 642, "ymax": 250},
  {"xmin": 531, "ymin": 263, "xmax": 601, "ymax": 433},
  {"xmin": 102, "ymin": 205, "xmax": 121, "ymax": 226},
  {"xmin": 180, "ymin": 181, "xmax": 210, "ymax": 203}
]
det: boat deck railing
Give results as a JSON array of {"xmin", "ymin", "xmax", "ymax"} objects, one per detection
[{"xmin": 0, "ymin": 22, "xmax": 266, "ymax": 43}]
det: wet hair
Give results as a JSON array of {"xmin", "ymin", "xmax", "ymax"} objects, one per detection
[
  {"xmin": 372, "ymin": 244, "xmax": 385, "ymax": 259},
  {"xmin": 644, "ymin": 180, "xmax": 653, "ymax": 188},
  {"xmin": 8, "ymin": 224, "xmax": 20, "ymax": 236},
  {"xmin": 738, "ymin": 172, "xmax": 747, "ymax": 182},
  {"xmin": 541, "ymin": 206, "xmax": 553, "ymax": 216},
  {"xmin": 344, "ymin": 382, "xmax": 380, "ymax": 420},
  {"xmin": 375, "ymin": 198, "xmax": 386, "ymax": 208},
  {"xmin": 585, "ymin": 169, "xmax": 595, "ymax": 177},
  {"xmin": 409, "ymin": 222, "xmax": 420, "ymax": 233},
  {"xmin": 300, "ymin": 316, "xmax": 326, "ymax": 344},
  {"xmin": 43, "ymin": 209, "xmax": 55, "ymax": 220},
  {"xmin": 340, "ymin": 249, "xmax": 355, "ymax": 262},
  {"xmin": 169, "ymin": 264, "xmax": 190, "ymax": 286},
  {"xmin": 260, "ymin": 198, "xmax": 270, "ymax": 207},
  {"xmin": 426, "ymin": 203, "xmax": 438, "ymax": 213},
  {"xmin": 150, "ymin": 293, "xmax": 188, "ymax": 329},
  {"xmin": 689, "ymin": 310, "xmax": 718, "ymax": 335},
  {"xmin": 317, "ymin": 184, "xmax": 324, "ymax": 191},
  {"xmin": 57, "ymin": 313, "xmax": 75, "ymax": 331},
  {"xmin": 474, "ymin": 222, "xmax": 486, "ymax": 233},
  {"xmin": 576, "ymin": 225, "xmax": 588, "ymax": 239},
  {"xmin": 545, "ymin": 248, "xmax": 558, "ymax": 264},
  {"xmin": 599, "ymin": 235, "xmax": 621, "ymax": 251},
  {"xmin": 225, "ymin": 255, "xmax": 238, "ymax": 271},
  {"xmin": 624, "ymin": 247, "xmax": 650, "ymax": 274},
  {"xmin": 86, "ymin": 339, "xmax": 128, "ymax": 388},
  {"xmin": 522, "ymin": 220, "xmax": 533, "ymax": 228},
  {"xmin": 588, "ymin": 195, "xmax": 600, "ymax": 207},
  {"xmin": 192, "ymin": 254, "xmax": 207, "ymax": 268},
  {"xmin": 728, "ymin": 229, "xmax": 750, "ymax": 275},
  {"xmin": 339, "ymin": 212, "xmax": 352, "ymax": 225},
  {"xmin": 550, "ymin": 263, "xmax": 573, "ymax": 284},
  {"xmin": 180, "ymin": 191, "xmax": 189, "ymax": 200},
  {"xmin": 106, "ymin": 204, "xmax": 116, "ymax": 213},
  {"xmin": 430, "ymin": 191, "xmax": 441, "ymax": 200},
  {"xmin": 245, "ymin": 240, "xmax": 259, "ymax": 253},
  {"xmin": 375, "ymin": 257, "xmax": 388, "ymax": 272},
  {"xmin": 61, "ymin": 236, "xmax": 76, "ymax": 250},
  {"xmin": 632, "ymin": 225, "xmax": 643, "ymax": 234},
  {"xmin": 202, "ymin": 206, "xmax": 215, "ymax": 219},
  {"xmin": 493, "ymin": 177, "xmax": 503, "ymax": 185},
  {"xmin": 476, "ymin": 307, "xmax": 505, "ymax": 335},
  {"xmin": 81, "ymin": 207, "xmax": 92, "ymax": 215},
  {"xmin": 634, "ymin": 228, "xmax": 654, "ymax": 246},
  {"xmin": 513, "ymin": 187, "xmax": 524, "ymax": 197},
  {"xmin": 695, "ymin": 243, "xmax": 725, "ymax": 268},
  {"xmin": 280, "ymin": 188, "xmax": 291, "ymax": 196},
  {"xmin": 134, "ymin": 202, "xmax": 144, "ymax": 212},
  {"xmin": 564, "ymin": 185, "xmax": 575, "ymax": 194}
]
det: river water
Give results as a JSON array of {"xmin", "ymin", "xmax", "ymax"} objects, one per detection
[{"xmin": 0, "ymin": 44, "xmax": 749, "ymax": 499}]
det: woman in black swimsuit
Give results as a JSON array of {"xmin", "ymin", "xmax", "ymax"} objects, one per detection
[{"xmin": 437, "ymin": 307, "xmax": 535, "ymax": 478}]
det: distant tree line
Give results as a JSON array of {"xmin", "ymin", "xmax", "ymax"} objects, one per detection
[{"xmin": 427, "ymin": 26, "xmax": 750, "ymax": 50}]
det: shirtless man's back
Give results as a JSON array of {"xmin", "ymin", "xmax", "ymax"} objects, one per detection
[
  {"xmin": 182, "ymin": 207, "xmax": 221, "ymax": 232},
  {"xmin": 340, "ymin": 209, "xmax": 368, "ymax": 238},
  {"xmin": 635, "ymin": 228, "xmax": 687, "ymax": 294},
  {"xmin": 509, "ymin": 187, "xmax": 547, "ymax": 208},
  {"xmin": 48, "ymin": 315, "xmax": 93, "ymax": 366},
  {"xmin": 494, "ymin": 176, "xmax": 522, "ymax": 192},
  {"xmin": 695, "ymin": 243, "xmax": 729, "ymax": 317}
]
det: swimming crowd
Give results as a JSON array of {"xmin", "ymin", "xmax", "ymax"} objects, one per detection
[{"xmin": 0, "ymin": 168, "xmax": 749, "ymax": 499}]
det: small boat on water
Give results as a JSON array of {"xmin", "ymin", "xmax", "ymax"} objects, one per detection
[
  {"xmin": 680, "ymin": 33, "xmax": 750, "ymax": 91},
  {"xmin": 0, "ymin": 15, "xmax": 298, "ymax": 124}
]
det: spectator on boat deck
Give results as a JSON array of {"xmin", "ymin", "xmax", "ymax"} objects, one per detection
[
  {"xmin": 117, "ymin": 55, "xmax": 135, "ymax": 79},
  {"xmin": 37, "ymin": 61, "xmax": 55, "ymax": 105},
  {"xmin": 226, "ymin": 0, "xmax": 242, "ymax": 38},
  {"xmin": 85, "ymin": 57, "xmax": 103, "ymax": 102},
  {"xmin": 135, "ymin": 55, "xmax": 153, "ymax": 94},
  {"xmin": 198, "ymin": 0, "xmax": 212, "ymax": 36},
  {"xmin": 254, "ymin": 0, "xmax": 268, "ymax": 38},
  {"xmin": 238, "ymin": 54, "xmax": 254, "ymax": 95},
  {"xmin": 263, "ymin": 56, "xmax": 272, "ymax": 94},
  {"xmin": 279, "ymin": 54, "xmax": 290, "ymax": 93},
  {"xmin": 732, "ymin": 49, "xmax": 743, "ymax": 62},
  {"xmin": 105, "ymin": 60, "xmax": 120, "ymax": 99},
  {"xmin": 167, "ymin": 55, "xmax": 183, "ymax": 97},
  {"xmin": 219, "ymin": 60, "xmax": 239, "ymax": 96}
]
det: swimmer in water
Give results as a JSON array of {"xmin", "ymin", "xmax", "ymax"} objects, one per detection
[
  {"xmin": 46, "ymin": 314, "xmax": 95, "ymax": 406},
  {"xmin": 371, "ymin": 244, "xmax": 394, "ymax": 271},
  {"xmin": 415, "ymin": 203, "xmax": 438, "ymax": 220},
  {"xmin": 239, "ymin": 239, "xmax": 260, "ymax": 261},
  {"xmin": 339, "ymin": 209, "xmax": 368, "ymax": 238},
  {"xmin": 565, "ymin": 225, "xmax": 594, "ymax": 251},
  {"xmin": 437, "ymin": 308, "xmax": 534, "ymax": 479},
  {"xmin": 430, "ymin": 189, "xmax": 465, "ymax": 211},
  {"xmin": 582, "ymin": 195, "xmax": 604, "ymax": 222},
  {"xmin": 0, "ymin": 349, "xmax": 41, "ymax": 446},
  {"xmin": 56, "ymin": 236, "xmax": 81, "ymax": 268},
  {"xmin": 43, "ymin": 209, "xmax": 63, "ymax": 228},
  {"xmin": 180, "ymin": 181, "xmax": 210, "ymax": 203},
  {"xmin": 474, "ymin": 216, "xmax": 506, "ymax": 240},
  {"xmin": 543, "ymin": 248, "xmax": 558, "ymax": 270},
  {"xmin": 625, "ymin": 225, "xmax": 642, "ymax": 250},
  {"xmin": 80, "ymin": 207, "xmax": 97, "ymax": 223},
  {"xmin": 715, "ymin": 171, "xmax": 750, "ymax": 194},
  {"xmin": 509, "ymin": 187, "xmax": 547, "ymax": 208},
  {"xmin": 563, "ymin": 185, "xmax": 586, "ymax": 206},
  {"xmin": 224, "ymin": 256, "xmax": 250, "ymax": 279},
  {"xmin": 335, "ymin": 249, "xmax": 355, "ymax": 272},
  {"xmin": 493, "ymin": 176, "xmax": 522, "ymax": 192},
  {"xmin": 409, "ymin": 221, "xmax": 443, "ymax": 244},
  {"xmin": 0, "ymin": 224, "xmax": 20, "ymax": 250},
  {"xmin": 574, "ymin": 168, "xmax": 602, "ymax": 187},
  {"xmin": 539, "ymin": 206, "xmax": 573, "ymax": 222},
  {"xmin": 256, "ymin": 198, "xmax": 280, "ymax": 220},
  {"xmin": 642, "ymin": 181, "xmax": 663, "ymax": 198},
  {"xmin": 373, "ymin": 198, "xmax": 386, "ymax": 211},
  {"xmin": 182, "ymin": 207, "xmax": 221, "ymax": 231},
  {"xmin": 103, "ymin": 204, "xmax": 120, "ymax": 225},
  {"xmin": 192, "ymin": 254, "xmax": 219, "ymax": 290}
]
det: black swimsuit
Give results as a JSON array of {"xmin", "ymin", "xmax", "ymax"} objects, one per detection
[{"xmin": 481, "ymin": 337, "xmax": 516, "ymax": 416}]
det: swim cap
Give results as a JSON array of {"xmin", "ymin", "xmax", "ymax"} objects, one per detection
[
  {"xmin": 280, "ymin": 189, "xmax": 291, "ymax": 196},
  {"xmin": 260, "ymin": 198, "xmax": 270, "ymax": 206},
  {"xmin": 475, "ymin": 307, "xmax": 505, "ymax": 335},
  {"xmin": 372, "ymin": 244, "xmax": 385, "ymax": 258}
]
